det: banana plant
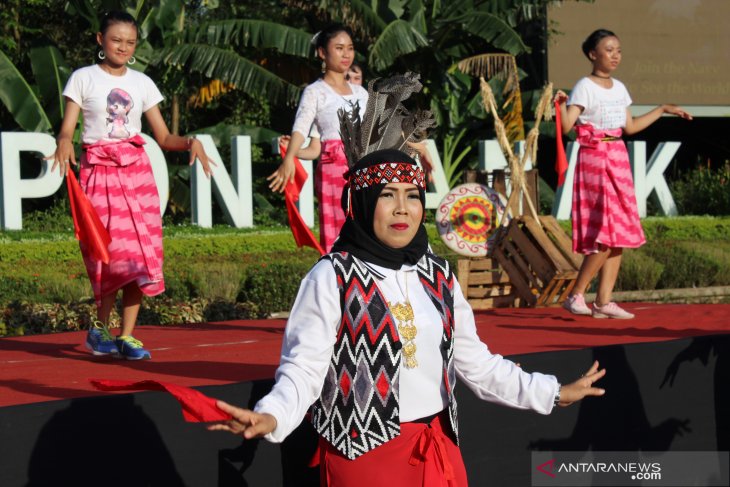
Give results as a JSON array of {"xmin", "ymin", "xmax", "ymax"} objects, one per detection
[
  {"xmin": 0, "ymin": 45, "xmax": 72, "ymax": 133},
  {"xmin": 152, "ymin": 19, "xmax": 314, "ymax": 106}
]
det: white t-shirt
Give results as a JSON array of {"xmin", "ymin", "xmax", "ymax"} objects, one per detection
[
  {"xmin": 63, "ymin": 64, "xmax": 164, "ymax": 144},
  {"xmin": 291, "ymin": 79, "xmax": 368, "ymax": 142},
  {"xmin": 254, "ymin": 256, "xmax": 558, "ymax": 443},
  {"xmin": 568, "ymin": 77, "xmax": 632, "ymax": 130}
]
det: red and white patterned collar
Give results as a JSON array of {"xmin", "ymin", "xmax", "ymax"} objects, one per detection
[{"xmin": 348, "ymin": 162, "xmax": 426, "ymax": 190}]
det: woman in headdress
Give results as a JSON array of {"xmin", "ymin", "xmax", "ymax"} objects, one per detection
[
  {"xmin": 210, "ymin": 81, "xmax": 606, "ymax": 481},
  {"xmin": 269, "ymin": 24, "xmax": 368, "ymax": 252}
]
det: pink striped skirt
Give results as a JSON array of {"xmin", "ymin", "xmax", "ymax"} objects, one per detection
[
  {"xmin": 316, "ymin": 139, "xmax": 348, "ymax": 252},
  {"xmin": 572, "ymin": 125, "xmax": 646, "ymax": 254},
  {"xmin": 80, "ymin": 136, "xmax": 164, "ymax": 305}
]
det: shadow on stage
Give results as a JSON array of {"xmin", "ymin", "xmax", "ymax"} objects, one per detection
[{"xmin": 2, "ymin": 335, "xmax": 727, "ymax": 486}]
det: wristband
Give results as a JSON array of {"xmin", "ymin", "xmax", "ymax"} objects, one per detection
[{"xmin": 554, "ymin": 384, "xmax": 562, "ymax": 406}]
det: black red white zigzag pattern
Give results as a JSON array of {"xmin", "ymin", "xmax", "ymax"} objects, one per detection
[
  {"xmin": 311, "ymin": 251, "xmax": 457, "ymax": 459},
  {"xmin": 417, "ymin": 254, "xmax": 459, "ymax": 442}
]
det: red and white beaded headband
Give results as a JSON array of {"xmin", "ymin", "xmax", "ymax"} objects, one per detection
[{"xmin": 348, "ymin": 162, "xmax": 426, "ymax": 191}]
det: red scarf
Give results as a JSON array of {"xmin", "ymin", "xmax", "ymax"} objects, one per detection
[{"xmin": 279, "ymin": 142, "xmax": 325, "ymax": 255}]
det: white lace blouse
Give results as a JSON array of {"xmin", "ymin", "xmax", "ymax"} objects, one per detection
[{"xmin": 291, "ymin": 79, "xmax": 368, "ymax": 142}]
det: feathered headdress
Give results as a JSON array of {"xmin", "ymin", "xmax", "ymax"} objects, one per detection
[
  {"xmin": 338, "ymin": 72, "xmax": 436, "ymax": 170},
  {"xmin": 338, "ymin": 72, "xmax": 436, "ymax": 216}
]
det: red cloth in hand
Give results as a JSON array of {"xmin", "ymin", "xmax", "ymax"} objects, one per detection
[
  {"xmin": 279, "ymin": 143, "xmax": 325, "ymax": 255},
  {"xmin": 554, "ymin": 100, "xmax": 569, "ymax": 188},
  {"xmin": 90, "ymin": 379, "xmax": 232, "ymax": 422},
  {"xmin": 67, "ymin": 170, "xmax": 111, "ymax": 264}
]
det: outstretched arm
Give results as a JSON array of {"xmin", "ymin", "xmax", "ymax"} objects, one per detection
[
  {"xmin": 280, "ymin": 135, "xmax": 322, "ymax": 161},
  {"xmin": 557, "ymin": 360, "xmax": 606, "ymax": 407},
  {"xmin": 269, "ymin": 132, "xmax": 306, "ymax": 192},
  {"xmin": 144, "ymin": 105, "xmax": 215, "ymax": 177},
  {"xmin": 46, "ymin": 99, "xmax": 82, "ymax": 176},
  {"xmin": 624, "ymin": 105, "xmax": 692, "ymax": 136},
  {"xmin": 207, "ymin": 401, "xmax": 278, "ymax": 439}
]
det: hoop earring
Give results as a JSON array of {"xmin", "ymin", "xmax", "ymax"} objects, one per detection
[
  {"xmin": 321, "ymin": 60, "xmax": 326, "ymax": 74},
  {"xmin": 127, "ymin": 56, "xmax": 136, "ymax": 65},
  {"xmin": 98, "ymin": 51, "xmax": 105, "ymax": 60}
]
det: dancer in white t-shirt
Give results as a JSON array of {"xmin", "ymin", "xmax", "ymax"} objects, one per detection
[
  {"xmin": 555, "ymin": 29, "xmax": 691, "ymax": 320},
  {"xmin": 49, "ymin": 11, "xmax": 214, "ymax": 359}
]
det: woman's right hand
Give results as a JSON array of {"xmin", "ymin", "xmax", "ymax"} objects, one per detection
[
  {"xmin": 46, "ymin": 138, "xmax": 77, "ymax": 177},
  {"xmin": 554, "ymin": 90, "xmax": 568, "ymax": 105},
  {"xmin": 207, "ymin": 400, "xmax": 278, "ymax": 439},
  {"xmin": 279, "ymin": 135, "xmax": 291, "ymax": 149},
  {"xmin": 268, "ymin": 157, "xmax": 295, "ymax": 193}
]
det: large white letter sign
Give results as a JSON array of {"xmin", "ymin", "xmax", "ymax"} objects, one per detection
[
  {"xmin": 191, "ymin": 135, "xmax": 253, "ymax": 228},
  {"xmin": 638, "ymin": 141, "xmax": 680, "ymax": 217},
  {"xmin": 0, "ymin": 132, "xmax": 63, "ymax": 230}
]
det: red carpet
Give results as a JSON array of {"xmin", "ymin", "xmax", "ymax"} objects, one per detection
[{"xmin": 1, "ymin": 303, "xmax": 727, "ymax": 408}]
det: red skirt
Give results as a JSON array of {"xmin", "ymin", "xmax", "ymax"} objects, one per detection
[{"xmin": 318, "ymin": 413, "xmax": 468, "ymax": 487}]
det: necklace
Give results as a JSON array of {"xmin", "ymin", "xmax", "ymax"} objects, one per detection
[
  {"xmin": 388, "ymin": 273, "xmax": 418, "ymax": 369},
  {"xmin": 590, "ymin": 72, "xmax": 611, "ymax": 79},
  {"xmin": 99, "ymin": 63, "xmax": 127, "ymax": 76},
  {"xmin": 324, "ymin": 81, "xmax": 358, "ymax": 110}
]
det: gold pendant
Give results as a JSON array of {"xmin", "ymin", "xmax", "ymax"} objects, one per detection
[{"xmin": 390, "ymin": 301, "xmax": 418, "ymax": 369}]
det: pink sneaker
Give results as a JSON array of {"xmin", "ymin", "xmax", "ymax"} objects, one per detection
[
  {"xmin": 563, "ymin": 293, "xmax": 592, "ymax": 315},
  {"xmin": 592, "ymin": 302, "xmax": 635, "ymax": 319}
]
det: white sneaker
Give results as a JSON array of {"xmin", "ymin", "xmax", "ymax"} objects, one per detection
[
  {"xmin": 563, "ymin": 294, "xmax": 592, "ymax": 315},
  {"xmin": 592, "ymin": 302, "xmax": 635, "ymax": 319}
]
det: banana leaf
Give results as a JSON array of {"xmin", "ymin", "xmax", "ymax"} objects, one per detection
[{"xmin": 0, "ymin": 50, "xmax": 52, "ymax": 133}]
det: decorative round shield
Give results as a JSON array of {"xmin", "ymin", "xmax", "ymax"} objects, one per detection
[{"xmin": 436, "ymin": 183, "xmax": 509, "ymax": 257}]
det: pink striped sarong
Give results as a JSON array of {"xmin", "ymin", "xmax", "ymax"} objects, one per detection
[
  {"xmin": 80, "ymin": 135, "xmax": 164, "ymax": 305},
  {"xmin": 316, "ymin": 139, "xmax": 348, "ymax": 252},
  {"xmin": 572, "ymin": 124, "xmax": 646, "ymax": 254}
]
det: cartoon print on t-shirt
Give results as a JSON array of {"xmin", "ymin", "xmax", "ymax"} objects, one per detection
[{"xmin": 106, "ymin": 88, "xmax": 134, "ymax": 139}]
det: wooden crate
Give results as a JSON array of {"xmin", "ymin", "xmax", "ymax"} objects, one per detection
[
  {"xmin": 457, "ymin": 257, "xmax": 517, "ymax": 309},
  {"xmin": 491, "ymin": 215, "xmax": 583, "ymax": 307}
]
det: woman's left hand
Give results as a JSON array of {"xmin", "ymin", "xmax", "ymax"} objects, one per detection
[
  {"xmin": 662, "ymin": 104, "xmax": 693, "ymax": 120},
  {"xmin": 189, "ymin": 138, "xmax": 216, "ymax": 178},
  {"xmin": 557, "ymin": 360, "xmax": 606, "ymax": 407}
]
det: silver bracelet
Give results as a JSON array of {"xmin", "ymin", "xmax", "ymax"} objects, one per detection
[{"xmin": 554, "ymin": 383, "xmax": 562, "ymax": 406}]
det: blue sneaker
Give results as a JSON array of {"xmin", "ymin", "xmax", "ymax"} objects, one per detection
[
  {"xmin": 115, "ymin": 335, "xmax": 151, "ymax": 360},
  {"xmin": 85, "ymin": 321, "xmax": 120, "ymax": 356}
]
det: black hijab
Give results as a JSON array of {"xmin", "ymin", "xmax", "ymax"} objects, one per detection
[{"xmin": 331, "ymin": 149, "xmax": 429, "ymax": 269}]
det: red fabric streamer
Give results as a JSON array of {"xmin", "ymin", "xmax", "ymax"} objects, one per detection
[
  {"xmin": 554, "ymin": 100, "xmax": 569, "ymax": 188},
  {"xmin": 279, "ymin": 143, "xmax": 325, "ymax": 255},
  {"xmin": 90, "ymin": 379, "xmax": 232, "ymax": 422},
  {"xmin": 66, "ymin": 170, "xmax": 111, "ymax": 264}
]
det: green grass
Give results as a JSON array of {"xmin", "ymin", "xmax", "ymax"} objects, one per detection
[{"xmin": 2, "ymin": 216, "xmax": 728, "ymax": 336}]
